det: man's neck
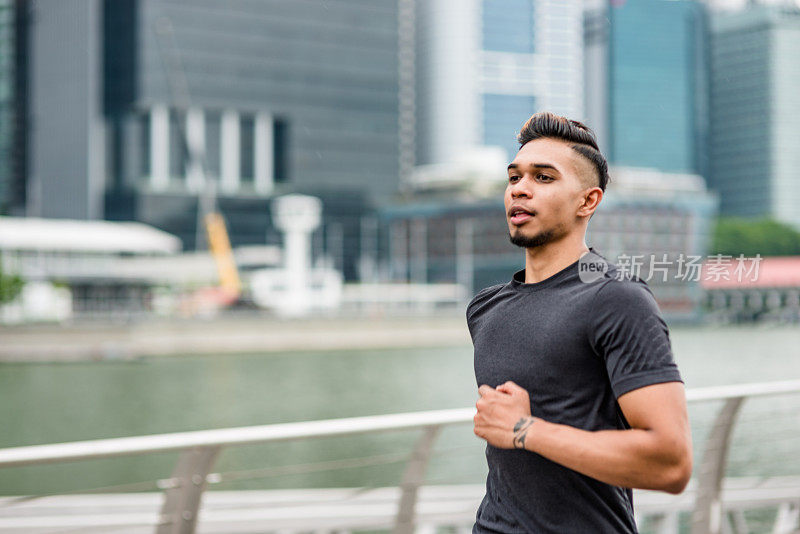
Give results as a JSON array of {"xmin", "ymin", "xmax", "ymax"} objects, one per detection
[{"xmin": 523, "ymin": 236, "xmax": 590, "ymax": 284}]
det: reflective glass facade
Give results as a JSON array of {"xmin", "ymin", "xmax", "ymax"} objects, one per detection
[
  {"xmin": 709, "ymin": 7, "xmax": 800, "ymax": 229},
  {"xmin": 482, "ymin": 0, "xmax": 534, "ymax": 54},
  {"xmin": 481, "ymin": 0, "xmax": 536, "ymax": 161},
  {"xmin": 415, "ymin": 0, "xmax": 581, "ymax": 167},
  {"xmin": 709, "ymin": 14, "xmax": 771, "ymax": 218},
  {"xmin": 608, "ymin": 0, "xmax": 709, "ymax": 176},
  {"xmin": 483, "ymin": 94, "xmax": 535, "ymax": 161}
]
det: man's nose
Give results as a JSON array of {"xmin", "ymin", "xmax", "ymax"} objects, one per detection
[{"xmin": 510, "ymin": 176, "xmax": 533, "ymax": 197}]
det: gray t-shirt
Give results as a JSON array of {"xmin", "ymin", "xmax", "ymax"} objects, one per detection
[{"xmin": 468, "ymin": 248, "xmax": 682, "ymax": 533}]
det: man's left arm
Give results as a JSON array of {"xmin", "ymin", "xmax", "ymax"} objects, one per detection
[{"xmin": 473, "ymin": 380, "xmax": 693, "ymax": 494}]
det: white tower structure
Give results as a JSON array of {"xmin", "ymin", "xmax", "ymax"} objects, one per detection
[
  {"xmin": 251, "ymin": 194, "xmax": 342, "ymax": 317},
  {"xmin": 269, "ymin": 194, "xmax": 322, "ymax": 316}
]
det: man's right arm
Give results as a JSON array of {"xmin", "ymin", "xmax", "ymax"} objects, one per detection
[
  {"xmin": 475, "ymin": 380, "xmax": 692, "ymax": 494},
  {"xmin": 517, "ymin": 381, "xmax": 691, "ymax": 493}
]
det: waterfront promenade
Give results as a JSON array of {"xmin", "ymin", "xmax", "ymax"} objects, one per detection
[{"xmin": 0, "ymin": 314, "xmax": 472, "ymax": 362}]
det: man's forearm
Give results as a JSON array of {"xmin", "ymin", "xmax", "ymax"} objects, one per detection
[{"xmin": 517, "ymin": 416, "xmax": 691, "ymax": 494}]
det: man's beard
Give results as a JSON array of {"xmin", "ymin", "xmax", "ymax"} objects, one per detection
[{"xmin": 508, "ymin": 228, "xmax": 557, "ymax": 249}]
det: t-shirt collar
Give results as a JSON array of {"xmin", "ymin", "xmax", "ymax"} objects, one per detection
[{"xmin": 510, "ymin": 247, "xmax": 598, "ymax": 291}]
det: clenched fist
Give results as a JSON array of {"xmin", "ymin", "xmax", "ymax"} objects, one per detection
[{"xmin": 473, "ymin": 381, "xmax": 535, "ymax": 450}]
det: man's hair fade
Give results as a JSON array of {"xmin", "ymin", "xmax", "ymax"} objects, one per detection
[{"xmin": 516, "ymin": 112, "xmax": 610, "ymax": 192}]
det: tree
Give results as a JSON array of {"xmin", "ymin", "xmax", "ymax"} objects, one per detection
[
  {"xmin": 0, "ymin": 255, "xmax": 24, "ymax": 304},
  {"xmin": 711, "ymin": 217, "xmax": 800, "ymax": 257}
]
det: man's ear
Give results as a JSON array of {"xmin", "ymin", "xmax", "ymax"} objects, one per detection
[{"xmin": 578, "ymin": 187, "xmax": 603, "ymax": 218}]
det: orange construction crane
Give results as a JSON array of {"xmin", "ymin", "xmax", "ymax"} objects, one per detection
[{"xmin": 204, "ymin": 211, "xmax": 242, "ymax": 302}]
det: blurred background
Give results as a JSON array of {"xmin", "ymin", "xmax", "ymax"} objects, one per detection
[{"xmin": 0, "ymin": 0, "xmax": 799, "ymax": 532}]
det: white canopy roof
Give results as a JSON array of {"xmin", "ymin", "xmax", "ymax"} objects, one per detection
[{"xmin": 0, "ymin": 216, "xmax": 182, "ymax": 254}]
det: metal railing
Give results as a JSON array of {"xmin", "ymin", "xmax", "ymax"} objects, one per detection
[{"xmin": 1, "ymin": 380, "xmax": 800, "ymax": 534}]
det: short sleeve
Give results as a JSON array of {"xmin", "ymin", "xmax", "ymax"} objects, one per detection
[{"xmin": 590, "ymin": 278, "xmax": 683, "ymax": 398}]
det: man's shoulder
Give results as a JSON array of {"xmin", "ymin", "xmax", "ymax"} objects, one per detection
[
  {"xmin": 596, "ymin": 268, "xmax": 653, "ymax": 301},
  {"xmin": 465, "ymin": 283, "xmax": 506, "ymax": 323},
  {"xmin": 587, "ymin": 259, "xmax": 666, "ymax": 332},
  {"xmin": 471, "ymin": 283, "xmax": 506, "ymax": 302},
  {"xmin": 467, "ymin": 283, "xmax": 506, "ymax": 309},
  {"xmin": 581, "ymin": 251, "xmax": 656, "ymax": 306}
]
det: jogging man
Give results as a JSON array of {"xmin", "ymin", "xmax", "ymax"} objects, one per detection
[{"xmin": 469, "ymin": 112, "xmax": 692, "ymax": 532}]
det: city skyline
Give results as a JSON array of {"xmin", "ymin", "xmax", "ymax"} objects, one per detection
[{"xmin": 0, "ymin": 0, "xmax": 798, "ymax": 243}]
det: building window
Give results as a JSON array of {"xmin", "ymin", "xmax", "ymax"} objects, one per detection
[
  {"xmin": 240, "ymin": 114, "xmax": 255, "ymax": 184},
  {"xmin": 273, "ymin": 118, "xmax": 289, "ymax": 184},
  {"xmin": 205, "ymin": 110, "xmax": 221, "ymax": 181},
  {"xmin": 139, "ymin": 111, "xmax": 150, "ymax": 181},
  {"xmin": 106, "ymin": 115, "xmax": 124, "ymax": 189},
  {"xmin": 169, "ymin": 109, "xmax": 188, "ymax": 180}
]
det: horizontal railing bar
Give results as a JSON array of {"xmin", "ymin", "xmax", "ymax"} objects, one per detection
[
  {"xmin": 0, "ymin": 408, "xmax": 474, "ymax": 468},
  {"xmin": 2, "ymin": 379, "xmax": 800, "ymax": 469},
  {"xmin": 685, "ymin": 379, "xmax": 800, "ymax": 402}
]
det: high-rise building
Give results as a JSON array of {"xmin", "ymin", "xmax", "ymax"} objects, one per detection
[
  {"xmin": 0, "ymin": 0, "xmax": 12, "ymax": 213},
  {"xmin": 709, "ymin": 6, "xmax": 800, "ymax": 230},
  {"xmin": 414, "ymin": 0, "xmax": 584, "ymax": 166},
  {"xmin": 21, "ymin": 0, "xmax": 401, "ymax": 279},
  {"xmin": 27, "ymin": 0, "xmax": 105, "ymax": 220},
  {"xmin": 0, "ymin": 0, "xmax": 25, "ymax": 215},
  {"xmin": 584, "ymin": 0, "xmax": 710, "ymax": 176}
]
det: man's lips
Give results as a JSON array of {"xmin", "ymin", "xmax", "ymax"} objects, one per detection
[{"xmin": 508, "ymin": 207, "xmax": 535, "ymax": 225}]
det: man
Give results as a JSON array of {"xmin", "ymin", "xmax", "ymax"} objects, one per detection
[{"xmin": 468, "ymin": 112, "xmax": 692, "ymax": 532}]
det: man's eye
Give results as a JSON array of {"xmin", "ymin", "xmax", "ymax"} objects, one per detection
[
  {"xmin": 537, "ymin": 174, "xmax": 553, "ymax": 182},
  {"xmin": 508, "ymin": 176, "xmax": 520, "ymax": 183}
]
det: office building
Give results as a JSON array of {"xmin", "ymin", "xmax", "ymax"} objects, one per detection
[
  {"xmin": 0, "ymin": 0, "xmax": 25, "ymax": 215},
  {"xmin": 21, "ymin": 0, "xmax": 401, "ymax": 279},
  {"xmin": 584, "ymin": 0, "xmax": 710, "ymax": 176},
  {"xmin": 0, "ymin": 0, "xmax": 11, "ymax": 213},
  {"xmin": 709, "ymin": 6, "xmax": 800, "ymax": 230},
  {"xmin": 414, "ymin": 0, "xmax": 584, "ymax": 166}
]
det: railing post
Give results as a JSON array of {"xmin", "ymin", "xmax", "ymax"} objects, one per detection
[
  {"xmin": 655, "ymin": 511, "xmax": 679, "ymax": 534},
  {"xmin": 157, "ymin": 445, "xmax": 221, "ymax": 534},
  {"xmin": 393, "ymin": 425, "xmax": 441, "ymax": 534},
  {"xmin": 691, "ymin": 397, "xmax": 744, "ymax": 534},
  {"xmin": 773, "ymin": 502, "xmax": 800, "ymax": 534}
]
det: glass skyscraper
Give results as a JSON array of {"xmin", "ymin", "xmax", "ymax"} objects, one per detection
[
  {"xmin": 415, "ymin": 0, "xmax": 584, "ymax": 166},
  {"xmin": 606, "ymin": 0, "xmax": 709, "ymax": 177},
  {"xmin": 481, "ymin": 0, "xmax": 536, "ymax": 159},
  {"xmin": 709, "ymin": 6, "xmax": 800, "ymax": 230}
]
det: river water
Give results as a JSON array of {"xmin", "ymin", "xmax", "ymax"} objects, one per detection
[{"xmin": 0, "ymin": 324, "xmax": 798, "ymax": 497}]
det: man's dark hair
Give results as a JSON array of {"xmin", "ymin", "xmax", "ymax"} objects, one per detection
[{"xmin": 517, "ymin": 112, "xmax": 610, "ymax": 192}]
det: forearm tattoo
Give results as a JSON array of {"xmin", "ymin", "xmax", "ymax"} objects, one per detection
[{"xmin": 512, "ymin": 417, "xmax": 534, "ymax": 450}]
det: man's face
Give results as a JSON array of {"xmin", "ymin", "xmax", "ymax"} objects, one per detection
[{"xmin": 504, "ymin": 137, "xmax": 596, "ymax": 249}]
